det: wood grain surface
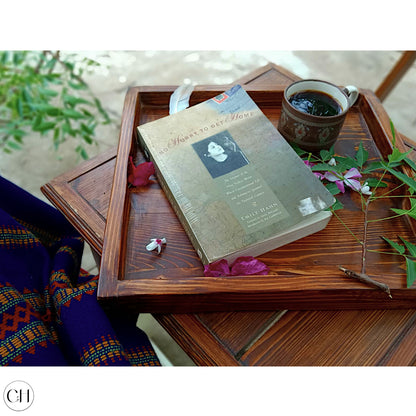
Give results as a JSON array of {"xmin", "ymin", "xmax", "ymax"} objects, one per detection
[
  {"xmin": 42, "ymin": 63, "xmax": 416, "ymax": 365},
  {"xmin": 96, "ymin": 79, "xmax": 416, "ymax": 313}
]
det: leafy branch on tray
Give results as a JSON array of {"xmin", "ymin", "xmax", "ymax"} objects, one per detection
[{"xmin": 295, "ymin": 121, "xmax": 416, "ymax": 295}]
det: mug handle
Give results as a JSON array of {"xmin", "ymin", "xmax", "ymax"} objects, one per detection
[{"xmin": 343, "ymin": 85, "xmax": 359, "ymax": 108}]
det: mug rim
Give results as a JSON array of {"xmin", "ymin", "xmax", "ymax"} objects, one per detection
[{"xmin": 284, "ymin": 79, "xmax": 350, "ymax": 119}]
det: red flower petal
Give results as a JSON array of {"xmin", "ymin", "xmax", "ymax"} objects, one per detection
[
  {"xmin": 203, "ymin": 259, "xmax": 231, "ymax": 277},
  {"xmin": 128, "ymin": 157, "xmax": 155, "ymax": 186},
  {"xmin": 230, "ymin": 256, "xmax": 269, "ymax": 276},
  {"xmin": 204, "ymin": 257, "xmax": 269, "ymax": 277}
]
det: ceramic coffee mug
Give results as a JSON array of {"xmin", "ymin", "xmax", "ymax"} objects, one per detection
[{"xmin": 278, "ymin": 79, "xmax": 359, "ymax": 152}]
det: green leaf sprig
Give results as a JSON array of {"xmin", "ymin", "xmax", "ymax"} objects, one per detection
[
  {"xmin": 0, "ymin": 51, "xmax": 112, "ymax": 160},
  {"xmin": 296, "ymin": 121, "xmax": 416, "ymax": 289}
]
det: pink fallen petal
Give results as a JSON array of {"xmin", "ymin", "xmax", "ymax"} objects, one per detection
[
  {"xmin": 344, "ymin": 178, "xmax": 362, "ymax": 191},
  {"xmin": 323, "ymin": 171, "xmax": 340, "ymax": 182},
  {"xmin": 344, "ymin": 167, "xmax": 362, "ymax": 179},
  {"xmin": 230, "ymin": 256, "xmax": 269, "ymax": 276},
  {"xmin": 128, "ymin": 157, "xmax": 155, "ymax": 186},
  {"xmin": 335, "ymin": 180, "xmax": 345, "ymax": 193},
  {"xmin": 204, "ymin": 259, "xmax": 231, "ymax": 277}
]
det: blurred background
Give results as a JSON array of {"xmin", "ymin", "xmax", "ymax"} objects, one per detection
[
  {"xmin": 1, "ymin": 51, "xmax": 415, "ymax": 200},
  {"xmin": 1, "ymin": 50, "xmax": 415, "ymax": 365}
]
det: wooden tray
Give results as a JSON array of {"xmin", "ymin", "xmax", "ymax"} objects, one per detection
[{"xmin": 98, "ymin": 85, "xmax": 416, "ymax": 313}]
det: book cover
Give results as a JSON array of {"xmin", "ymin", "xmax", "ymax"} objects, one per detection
[{"xmin": 137, "ymin": 85, "xmax": 335, "ymax": 265}]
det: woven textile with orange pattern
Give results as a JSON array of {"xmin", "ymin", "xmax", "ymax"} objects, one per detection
[{"xmin": 0, "ymin": 176, "xmax": 160, "ymax": 366}]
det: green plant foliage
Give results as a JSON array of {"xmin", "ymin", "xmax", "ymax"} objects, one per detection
[
  {"xmin": 355, "ymin": 141, "xmax": 369, "ymax": 168},
  {"xmin": 385, "ymin": 166, "xmax": 416, "ymax": 193},
  {"xmin": 298, "ymin": 121, "xmax": 416, "ymax": 289},
  {"xmin": 0, "ymin": 51, "xmax": 111, "ymax": 159},
  {"xmin": 380, "ymin": 236, "xmax": 406, "ymax": 255},
  {"xmin": 378, "ymin": 236, "xmax": 416, "ymax": 286},
  {"xmin": 391, "ymin": 198, "xmax": 416, "ymax": 220},
  {"xmin": 405, "ymin": 257, "xmax": 416, "ymax": 288}
]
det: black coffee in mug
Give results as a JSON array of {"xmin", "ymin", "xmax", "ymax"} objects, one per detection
[{"xmin": 288, "ymin": 90, "xmax": 342, "ymax": 117}]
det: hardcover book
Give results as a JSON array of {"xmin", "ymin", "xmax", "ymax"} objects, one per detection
[{"xmin": 137, "ymin": 85, "xmax": 335, "ymax": 265}]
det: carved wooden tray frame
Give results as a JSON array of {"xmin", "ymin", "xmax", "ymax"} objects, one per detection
[{"xmin": 95, "ymin": 85, "xmax": 416, "ymax": 313}]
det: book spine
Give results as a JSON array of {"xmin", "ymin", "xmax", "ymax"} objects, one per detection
[{"xmin": 136, "ymin": 129, "xmax": 210, "ymax": 265}]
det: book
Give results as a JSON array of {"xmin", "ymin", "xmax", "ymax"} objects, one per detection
[{"xmin": 136, "ymin": 85, "xmax": 335, "ymax": 265}]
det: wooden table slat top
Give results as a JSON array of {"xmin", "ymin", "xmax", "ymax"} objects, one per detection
[{"xmin": 42, "ymin": 63, "xmax": 416, "ymax": 366}]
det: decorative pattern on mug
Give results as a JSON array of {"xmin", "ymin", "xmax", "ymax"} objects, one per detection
[
  {"xmin": 294, "ymin": 122, "xmax": 309, "ymax": 139},
  {"xmin": 318, "ymin": 127, "xmax": 333, "ymax": 143}
]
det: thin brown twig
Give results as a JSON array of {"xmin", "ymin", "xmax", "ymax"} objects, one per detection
[
  {"xmin": 339, "ymin": 265, "xmax": 392, "ymax": 298},
  {"xmin": 48, "ymin": 51, "xmax": 60, "ymax": 74},
  {"xmin": 361, "ymin": 198, "xmax": 371, "ymax": 274}
]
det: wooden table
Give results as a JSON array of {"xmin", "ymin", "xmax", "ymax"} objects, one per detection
[{"xmin": 42, "ymin": 63, "xmax": 416, "ymax": 365}]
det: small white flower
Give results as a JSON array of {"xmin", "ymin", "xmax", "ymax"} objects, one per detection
[
  {"xmin": 360, "ymin": 182, "xmax": 372, "ymax": 196},
  {"xmin": 146, "ymin": 238, "xmax": 167, "ymax": 254},
  {"xmin": 328, "ymin": 157, "xmax": 337, "ymax": 166}
]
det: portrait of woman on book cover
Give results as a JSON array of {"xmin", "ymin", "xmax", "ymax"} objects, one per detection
[{"xmin": 192, "ymin": 132, "xmax": 249, "ymax": 179}]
